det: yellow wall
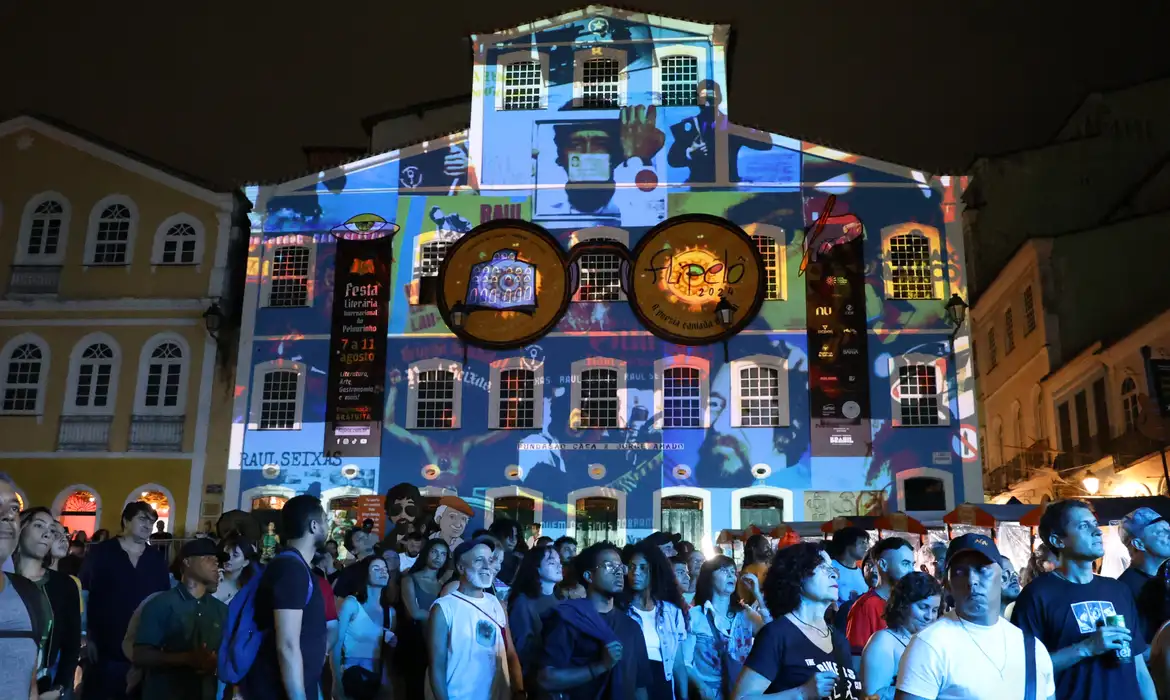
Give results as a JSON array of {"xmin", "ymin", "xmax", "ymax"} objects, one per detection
[{"xmin": 2, "ymin": 457, "xmax": 192, "ymax": 533}]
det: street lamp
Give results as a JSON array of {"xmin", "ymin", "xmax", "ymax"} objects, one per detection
[
  {"xmin": 944, "ymin": 293, "xmax": 968, "ymax": 338},
  {"xmin": 1082, "ymin": 475, "xmax": 1100, "ymax": 495},
  {"xmin": 714, "ymin": 297, "xmax": 736, "ymax": 363},
  {"xmin": 449, "ymin": 300, "xmax": 469, "ymax": 366},
  {"xmin": 203, "ymin": 301, "xmax": 225, "ymax": 340}
]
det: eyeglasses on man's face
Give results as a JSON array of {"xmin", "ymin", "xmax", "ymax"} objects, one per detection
[{"xmin": 599, "ymin": 561, "xmax": 627, "ymax": 576}]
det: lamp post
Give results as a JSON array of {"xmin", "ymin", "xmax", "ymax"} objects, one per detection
[
  {"xmin": 714, "ymin": 297, "xmax": 736, "ymax": 363},
  {"xmin": 944, "ymin": 293, "xmax": 968, "ymax": 342},
  {"xmin": 203, "ymin": 301, "xmax": 225, "ymax": 341},
  {"xmin": 449, "ymin": 301, "xmax": 469, "ymax": 366}
]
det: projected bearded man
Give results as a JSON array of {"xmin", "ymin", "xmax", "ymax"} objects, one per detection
[
  {"xmin": 547, "ymin": 105, "xmax": 664, "ymax": 219},
  {"xmin": 382, "ymin": 482, "xmax": 422, "ymax": 550}
]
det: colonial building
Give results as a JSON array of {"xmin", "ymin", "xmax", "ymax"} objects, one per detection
[
  {"xmin": 231, "ymin": 6, "xmax": 979, "ymax": 550},
  {"xmin": 968, "ymin": 77, "xmax": 1170, "ymax": 502},
  {"xmin": 0, "ymin": 115, "xmax": 246, "ymax": 536}
]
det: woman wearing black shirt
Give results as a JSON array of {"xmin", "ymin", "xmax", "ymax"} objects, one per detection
[
  {"xmin": 734, "ymin": 542, "xmax": 859, "ymax": 700},
  {"xmin": 507, "ymin": 544, "xmax": 563, "ymax": 693}
]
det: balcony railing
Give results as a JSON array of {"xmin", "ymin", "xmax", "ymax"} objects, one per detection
[
  {"xmin": 1111, "ymin": 429, "xmax": 1164, "ymax": 470},
  {"xmin": 985, "ymin": 448, "xmax": 1049, "ymax": 495},
  {"xmin": 8, "ymin": 265, "xmax": 62, "ymax": 296},
  {"xmin": 129, "ymin": 415, "xmax": 185, "ymax": 452},
  {"xmin": 58, "ymin": 415, "xmax": 112, "ymax": 451}
]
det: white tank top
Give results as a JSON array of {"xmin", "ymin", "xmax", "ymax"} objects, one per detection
[
  {"xmin": 342, "ymin": 597, "xmax": 387, "ymax": 661},
  {"xmin": 426, "ymin": 591, "xmax": 510, "ymax": 700}
]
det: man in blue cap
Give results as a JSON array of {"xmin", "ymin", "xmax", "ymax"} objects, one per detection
[{"xmin": 896, "ymin": 533, "xmax": 1055, "ymax": 700}]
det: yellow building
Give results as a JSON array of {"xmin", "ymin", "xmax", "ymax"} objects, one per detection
[{"xmin": 0, "ymin": 115, "xmax": 246, "ymax": 536}]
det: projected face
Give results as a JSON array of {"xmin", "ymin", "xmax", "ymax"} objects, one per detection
[{"xmin": 562, "ymin": 129, "xmax": 616, "ymax": 183}]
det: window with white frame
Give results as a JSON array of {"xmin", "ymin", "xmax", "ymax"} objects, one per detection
[
  {"xmin": 1122, "ymin": 377, "xmax": 1141, "ymax": 432},
  {"xmin": 24, "ymin": 199, "xmax": 66, "ymax": 260},
  {"xmin": 265, "ymin": 244, "xmax": 312, "ymax": 307},
  {"xmin": 413, "ymin": 235, "xmax": 464, "ymax": 305},
  {"xmin": 730, "ymin": 355, "xmax": 790, "ymax": 428},
  {"xmin": 499, "ymin": 52, "xmax": 546, "ymax": 111},
  {"xmin": 886, "ymin": 232, "xmax": 933, "ymax": 299},
  {"xmin": 574, "ymin": 48, "xmax": 625, "ymax": 109},
  {"xmin": 489, "ymin": 358, "xmax": 544, "ymax": 430},
  {"xmin": 137, "ymin": 339, "xmax": 186, "ymax": 413},
  {"xmin": 0, "ymin": 337, "xmax": 48, "ymax": 415},
  {"xmin": 654, "ymin": 356, "xmax": 709, "ymax": 429},
  {"xmin": 890, "ymin": 355, "xmax": 949, "ymax": 427},
  {"xmin": 66, "ymin": 339, "xmax": 119, "ymax": 415},
  {"xmin": 153, "ymin": 215, "xmax": 203, "ymax": 266},
  {"xmin": 659, "ymin": 55, "xmax": 699, "ymax": 106},
  {"xmin": 407, "ymin": 359, "xmax": 462, "ymax": 430},
  {"xmin": 571, "ymin": 358, "xmax": 626, "ymax": 430},
  {"xmin": 748, "ymin": 225, "xmax": 786, "ymax": 301},
  {"xmin": 572, "ymin": 228, "xmax": 628, "ymax": 302},
  {"xmin": 88, "ymin": 203, "xmax": 134, "ymax": 265},
  {"xmin": 251, "ymin": 362, "xmax": 305, "ymax": 430}
]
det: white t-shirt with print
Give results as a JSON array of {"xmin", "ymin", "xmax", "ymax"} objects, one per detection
[
  {"xmin": 426, "ymin": 590, "xmax": 510, "ymax": 700},
  {"xmin": 897, "ymin": 611, "xmax": 1055, "ymax": 700}
]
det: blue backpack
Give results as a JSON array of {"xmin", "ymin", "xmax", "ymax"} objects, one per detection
[{"xmin": 217, "ymin": 550, "xmax": 315, "ymax": 684}]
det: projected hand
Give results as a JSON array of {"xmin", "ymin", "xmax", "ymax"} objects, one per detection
[
  {"xmin": 620, "ymin": 105, "xmax": 665, "ymax": 166},
  {"xmin": 443, "ymin": 145, "xmax": 468, "ymax": 178}
]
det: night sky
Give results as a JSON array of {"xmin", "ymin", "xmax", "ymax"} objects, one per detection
[{"xmin": 3, "ymin": 1, "xmax": 1167, "ymax": 187}]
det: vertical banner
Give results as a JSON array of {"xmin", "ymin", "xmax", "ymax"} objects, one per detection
[
  {"xmin": 805, "ymin": 201, "xmax": 871, "ymax": 456},
  {"xmin": 325, "ymin": 233, "xmax": 393, "ymax": 457}
]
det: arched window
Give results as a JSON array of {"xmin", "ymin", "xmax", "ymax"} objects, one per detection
[
  {"xmin": 730, "ymin": 486, "xmax": 795, "ymax": 527},
  {"xmin": 406, "ymin": 359, "xmax": 462, "ymax": 430},
  {"xmin": 1122, "ymin": 377, "xmax": 1141, "ymax": 432},
  {"xmin": 660, "ymin": 495, "xmax": 704, "ymax": 545},
  {"xmin": 903, "ymin": 477, "xmax": 948, "ymax": 511},
  {"xmin": 730, "ymin": 355, "xmax": 790, "ymax": 427},
  {"xmin": 881, "ymin": 225, "xmax": 943, "ymax": 300},
  {"xmin": 571, "ymin": 228, "xmax": 629, "ymax": 302},
  {"xmin": 249, "ymin": 360, "xmax": 306, "ymax": 430},
  {"xmin": 18, "ymin": 193, "xmax": 71, "ymax": 263},
  {"xmin": 745, "ymin": 224, "xmax": 786, "ymax": 301},
  {"xmin": 0, "ymin": 335, "xmax": 48, "ymax": 415},
  {"xmin": 86, "ymin": 197, "xmax": 137, "ymax": 265},
  {"xmin": 489, "ymin": 357, "xmax": 544, "ymax": 430},
  {"xmin": 494, "ymin": 496, "xmax": 537, "ymax": 530},
  {"xmin": 152, "ymin": 214, "xmax": 205, "ymax": 266},
  {"xmin": 576, "ymin": 496, "xmax": 618, "ymax": 547},
  {"xmin": 570, "ymin": 358, "xmax": 627, "ymax": 430},
  {"xmin": 135, "ymin": 336, "xmax": 189, "ymax": 414},
  {"xmin": 65, "ymin": 336, "xmax": 120, "ymax": 415},
  {"xmin": 1033, "ymin": 385, "xmax": 1046, "ymax": 441},
  {"xmin": 495, "ymin": 51, "xmax": 549, "ymax": 111},
  {"xmin": 996, "ymin": 422, "xmax": 1005, "ymax": 469},
  {"xmin": 654, "ymin": 355, "xmax": 710, "ymax": 429}
]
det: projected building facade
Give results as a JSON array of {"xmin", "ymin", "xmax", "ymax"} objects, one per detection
[{"xmin": 230, "ymin": 6, "xmax": 981, "ymax": 549}]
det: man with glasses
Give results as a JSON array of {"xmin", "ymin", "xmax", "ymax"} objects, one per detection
[
  {"xmin": 540, "ymin": 542, "xmax": 651, "ymax": 700},
  {"xmin": 896, "ymin": 534, "xmax": 1055, "ymax": 700},
  {"xmin": 1117, "ymin": 507, "xmax": 1170, "ymax": 651}
]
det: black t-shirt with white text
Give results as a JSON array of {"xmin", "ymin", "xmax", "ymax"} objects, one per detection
[
  {"xmin": 1011, "ymin": 572, "xmax": 1146, "ymax": 700},
  {"xmin": 744, "ymin": 617, "xmax": 859, "ymax": 699}
]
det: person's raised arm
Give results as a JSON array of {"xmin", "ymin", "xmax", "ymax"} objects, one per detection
[{"xmin": 427, "ymin": 605, "xmax": 451, "ymax": 700}]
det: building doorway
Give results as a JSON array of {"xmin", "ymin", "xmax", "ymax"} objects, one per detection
[
  {"xmin": 61, "ymin": 490, "xmax": 98, "ymax": 536},
  {"xmin": 137, "ymin": 489, "xmax": 171, "ymax": 534}
]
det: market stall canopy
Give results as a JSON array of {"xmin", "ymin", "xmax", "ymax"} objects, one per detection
[
  {"xmin": 943, "ymin": 503, "xmax": 998, "ymax": 528},
  {"xmin": 875, "ymin": 512, "xmax": 927, "ymax": 535},
  {"xmin": 716, "ymin": 526, "xmax": 764, "ymax": 545},
  {"xmin": 820, "ymin": 517, "xmax": 854, "ymax": 534},
  {"xmin": 1021, "ymin": 496, "xmax": 1170, "ymax": 527}
]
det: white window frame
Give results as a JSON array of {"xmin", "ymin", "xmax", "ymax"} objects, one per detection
[
  {"xmin": 495, "ymin": 50, "xmax": 549, "ymax": 111},
  {"xmin": 133, "ymin": 332, "xmax": 191, "ymax": 415},
  {"xmin": 410, "ymin": 231, "xmax": 464, "ymax": 305},
  {"xmin": 84, "ymin": 194, "xmax": 138, "ymax": 267},
  {"xmin": 729, "ymin": 354, "xmax": 790, "ymax": 428},
  {"xmin": 16, "ymin": 191, "xmax": 71, "ymax": 265},
  {"xmin": 0, "ymin": 333, "xmax": 50, "ymax": 416},
  {"xmin": 888, "ymin": 353, "xmax": 950, "ymax": 427},
  {"xmin": 880, "ymin": 224, "xmax": 944, "ymax": 301},
  {"xmin": 488, "ymin": 357, "xmax": 544, "ymax": 430},
  {"xmin": 406, "ymin": 358, "xmax": 463, "ymax": 430},
  {"xmin": 63, "ymin": 333, "xmax": 122, "ymax": 417},
  {"xmin": 248, "ymin": 359, "xmax": 307, "ymax": 430},
  {"xmin": 653, "ymin": 486, "xmax": 713, "ymax": 549},
  {"xmin": 240, "ymin": 485, "xmax": 297, "ymax": 511},
  {"xmin": 482, "ymin": 486, "xmax": 545, "ymax": 529},
  {"xmin": 572, "ymin": 47, "xmax": 627, "ymax": 108},
  {"xmin": 895, "ymin": 467, "xmax": 956, "ymax": 513},
  {"xmin": 651, "ymin": 45, "xmax": 707, "ymax": 106},
  {"xmin": 570, "ymin": 357, "xmax": 627, "ymax": 430},
  {"xmin": 571, "ymin": 227, "xmax": 629, "ymax": 303},
  {"xmin": 730, "ymin": 486, "xmax": 795, "ymax": 526},
  {"xmin": 151, "ymin": 213, "xmax": 206, "ymax": 267},
  {"xmin": 567, "ymin": 486, "xmax": 627, "ymax": 545},
  {"xmin": 260, "ymin": 236, "xmax": 316, "ymax": 308},
  {"xmin": 1121, "ymin": 375, "xmax": 1141, "ymax": 434},
  {"xmin": 744, "ymin": 224, "xmax": 787, "ymax": 301},
  {"xmin": 653, "ymin": 355, "xmax": 710, "ymax": 429}
]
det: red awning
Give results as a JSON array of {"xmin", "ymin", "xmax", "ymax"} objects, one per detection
[
  {"xmin": 819, "ymin": 517, "xmax": 855, "ymax": 534},
  {"xmin": 875, "ymin": 512, "xmax": 927, "ymax": 535},
  {"xmin": 943, "ymin": 503, "xmax": 998, "ymax": 528}
]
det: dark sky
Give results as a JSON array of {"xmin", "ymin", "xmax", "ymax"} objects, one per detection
[{"xmin": 3, "ymin": 1, "xmax": 1167, "ymax": 188}]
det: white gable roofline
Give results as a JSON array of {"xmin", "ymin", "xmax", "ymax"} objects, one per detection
[
  {"xmin": 471, "ymin": 5, "xmax": 727, "ymax": 50},
  {"xmin": 0, "ymin": 115, "xmax": 235, "ymax": 209}
]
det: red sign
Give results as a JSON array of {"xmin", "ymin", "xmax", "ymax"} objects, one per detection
[{"xmin": 356, "ymin": 495, "xmax": 386, "ymax": 540}]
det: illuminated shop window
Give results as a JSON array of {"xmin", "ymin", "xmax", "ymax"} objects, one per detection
[
  {"xmin": 659, "ymin": 55, "xmax": 698, "ymax": 106},
  {"xmin": 987, "ymin": 329, "xmax": 998, "ymax": 370},
  {"xmin": 575, "ymin": 496, "xmax": 618, "ymax": 548},
  {"xmin": 24, "ymin": 199, "xmax": 65, "ymax": 259},
  {"xmin": 893, "ymin": 360, "xmax": 947, "ymax": 427},
  {"xmin": 752, "ymin": 233, "xmax": 783, "ymax": 300},
  {"xmin": 1122, "ymin": 377, "xmax": 1140, "ymax": 432},
  {"xmin": 160, "ymin": 223, "xmax": 198, "ymax": 265},
  {"xmin": 579, "ymin": 57, "xmax": 621, "ymax": 108},
  {"xmin": 267, "ymin": 245, "xmax": 311, "ymax": 307},
  {"xmin": 503, "ymin": 61, "xmax": 543, "ymax": 110},
  {"xmin": 1023, "ymin": 286, "xmax": 1037, "ymax": 335},
  {"xmin": 0, "ymin": 337, "xmax": 46, "ymax": 414},
  {"xmin": 71, "ymin": 343, "xmax": 117, "ymax": 413},
  {"xmin": 259, "ymin": 370, "xmax": 300, "ymax": 429},
  {"xmin": 886, "ymin": 233, "xmax": 933, "ymax": 300},
  {"xmin": 730, "ymin": 355, "xmax": 789, "ymax": 428},
  {"xmin": 1004, "ymin": 308, "xmax": 1015, "ymax": 354},
  {"xmin": 88, "ymin": 202, "xmax": 134, "ymax": 265},
  {"xmin": 136, "ymin": 337, "xmax": 187, "ymax": 414}
]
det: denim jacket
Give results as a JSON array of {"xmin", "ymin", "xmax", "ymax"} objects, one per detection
[{"xmin": 625, "ymin": 600, "xmax": 687, "ymax": 686}]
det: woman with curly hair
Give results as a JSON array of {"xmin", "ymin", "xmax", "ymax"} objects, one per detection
[
  {"xmin": 507, "ymin": 544, "xmax": 564, "ymax": 692},
  {"xmin": 682, "ymin": 555, "xmax": 767, "ymax": 700},
  {"xmin": 621, "ymin": 540, "xmax": 690, "ymax": 699},
  {"xmin": 859, "ymin": 571, "xmax": 941, "ymax": 700},
  {"xmin": 734, "ymin": 542, "xmax": 860, "ymax": 700}
]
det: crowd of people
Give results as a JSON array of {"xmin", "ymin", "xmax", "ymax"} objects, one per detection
[{"xmin": 11, "ymin": 481, "xmax": 1170, "ymax": 699}]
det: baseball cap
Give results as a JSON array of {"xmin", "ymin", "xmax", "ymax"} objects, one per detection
[
  {"xmin": 179, "ymin": 537, "xmax": 220, "ymax": 560},
  {"xmin": 1120, "ymin": 507, "xmax": 1167, "ymax": 547},
  {"xmin": 451, "ymin": 536, "xmax": 496, "ymax": 564},
  {"xmin": 944, "ymin": 533, "xmax": 1002, "ymax": 571}
]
